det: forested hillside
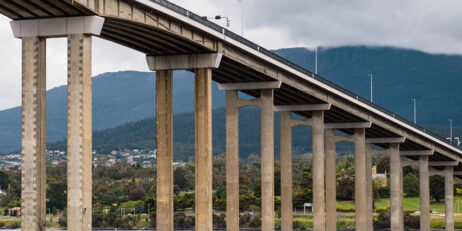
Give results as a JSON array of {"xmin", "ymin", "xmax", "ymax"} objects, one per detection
[
  {"xmin": 48, "ymin": 107, "xmax": 326, "ymax": 161},
  {"xmin": 2, "ymin": 46, "xmax": 462, "ymax": 153}
]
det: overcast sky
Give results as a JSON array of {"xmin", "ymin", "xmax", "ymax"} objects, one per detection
[{"xmin": 1, "ymin": 0, "xmax": 462, "ymax": 110}]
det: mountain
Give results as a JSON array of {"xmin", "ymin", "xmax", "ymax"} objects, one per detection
[
  {"xmin": 274, "ymin": 46, "xmax": 462, "ymax": 126},
  {"xmin": 0, "ymin": 71, "xmax": 225, "ymax": 153},
  {"xmin": 48, "ymin": 107, "xmax": 325, "ymax": 161},
  {"xmin": 1, "ymin": 46, "xmax": 462, "ymax": 153}
]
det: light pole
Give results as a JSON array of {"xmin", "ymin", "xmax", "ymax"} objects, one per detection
[
  {"xmin": 449, "ymin": 119, "xmax": 453, "ymax": 142},
  {"xmin": 315, "ymin": 46, "xmax": 318, "ymax": 74},
  {"xmin": 369, "ymin": 74, "xmax": 373, "ymax": 102},
  {"xmin": 411, "ymin": 99, "xmax": 417, "ymax": 124},
  {"xmin": 238, "ymin": 0, "xmax": 244, "ymax": 36}
]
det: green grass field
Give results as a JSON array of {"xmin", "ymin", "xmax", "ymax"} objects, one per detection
[{"xmin": 336, "ymin": 196, "xmax": 462, "ymax": 214}]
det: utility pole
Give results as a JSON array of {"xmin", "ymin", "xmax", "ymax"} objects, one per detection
[
  {"xmin": 369, "ymin": 74, "xmax": 373, "ymax": 102},
  {"xmin": 411, "ymin": 99, "xmax": 416, "ymax": 124}
]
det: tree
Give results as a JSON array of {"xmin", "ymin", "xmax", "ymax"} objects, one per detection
[
  {"xmin": 125, "ymin": 182, "xmax": 146, "ymax": 201},
  {"xmin": 0, "ymin": 171, "xmax": 9, "ymax": 191},
  {"xmin": 403, "ymin": 173, "xmax": 419, "ymax": 197},
  {"xmin": 47, "ymin": 180, "xmax": 67, "ymax": 212},
  {"xmin": 337, "ymin": 167, "xmax": 355, "ymax": 200},
  {"xmin": 430, "ymin": 175, "xmax": 445, "ymax": 202},
  {"xmin": 376, "ymin": 155, "xmax": 390, "ymax": 174}
]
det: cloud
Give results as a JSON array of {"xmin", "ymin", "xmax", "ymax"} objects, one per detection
[{"xmin": 1, "ymin": 0, "xmax": 462, "ymax": 109}]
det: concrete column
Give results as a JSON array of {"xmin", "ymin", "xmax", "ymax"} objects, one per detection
[
  {"xmin": 67, "ymin": 34, "xmax": 93, "ymax": 231},
  {"xmin": 21, "ymin": 37, "xmax": 47, "ymax": 231},
  {"xmin": 445, "ymin": 166, "xmax": 454, "ymax": 231},
  {"xmin": 325, "ymin": 129, "xmax": 336, "ymax": 231},
  {"xmin": 260, "ymin": 89, "xmax": 275, "ymax": 231},
  {"xmin": 195, "ymin": 68, "xmax": 213, "ymax": 231},
  {"xmin": 366, "ymin": 146, "xmax": 373, "ymax": 231},
  {"xmin": 280, "ymin": 111, "xmax": 293, "ymax": 231},
  {"xmin": 156, "ymin": 70, "xmax": 174, "ymax": 231},
  {"xmin": 419, "ymin": 155, "xmax": 430, "ymax": 231},
  {"xmin": 389, "ymin": 143, "xmax": 403, "ymax": 231},
  {"xmin": 354, "ymin": 128, "xmax": 367, "ymax": 231},
  {"xmin": 226, "ymin": 90, "xmax": 240, "ymax": 231},
  {"xmin": 312, "ymin": 110, "xmax": 325, "ymax": 231}
]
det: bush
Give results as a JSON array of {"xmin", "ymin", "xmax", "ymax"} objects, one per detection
[
  {"xmin": 374, "ymin": 211, "xmax": 390, "ymax": 230},
  {"xmin": 58, "ymin": 214, "xmax": 67, "ymax": 227},
  {"xmin": 174, "ymin": 211, "xmax": 194, "ymax": 229},
  {"xmin": 248, "ymin": 214, "xmax": 261, "ymax": 228},
  {"xmin": 240, "ymin": 214, "xmax": 251, "ymax": 227},
  {"xmin": 7, "ymin": 221, "xmax": 20, "ymax": 229},
  {"xmin": 403, "ymin": 173, "xmax": 419, "ymax": 197},
  {"xmin": 378, "ymin": 185, "xmax": 390, "ymax": 198},
  {"xmin": 404, "ymin": 213, "xmax": 420, "ymax": 229},
  {"xmin": 293, "ymin": 221, "xmax": 306, "ymax": 230},
  {"xmin": 213, "ymin": 213, "xmax": 226, "ymax": 229}
]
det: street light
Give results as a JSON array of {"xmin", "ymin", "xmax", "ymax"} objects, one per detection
[
  {"xmin": 411, "ymin": 99, "xmax": 417, "ymax": 124},
  {"xmin": 238, "ymin": 0, "xmax": 244, "ymax": 36},
  {"xmin": 369, "ymin": 74, "xmax": 373, "ymax": 102},
  {"xmin": 315, "ymin": 46, "xmax": 318, "ymax": 74}
]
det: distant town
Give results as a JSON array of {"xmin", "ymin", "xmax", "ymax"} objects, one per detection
[{"xmin": 0, "ymin": 149, "xmax": 165, "ymax": 170}]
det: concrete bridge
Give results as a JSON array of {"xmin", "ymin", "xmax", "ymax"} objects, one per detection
[{"xmin": 1, "ymin": 0, "xmax": 461, "ymax": 230}]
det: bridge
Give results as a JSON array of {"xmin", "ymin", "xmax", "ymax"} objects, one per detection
[{"xmin": 1, "ymin": 0, "xmax": 461, "ymax": 231}]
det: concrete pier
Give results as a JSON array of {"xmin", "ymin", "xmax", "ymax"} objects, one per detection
[
  {"xmin": 419, "ymin": 155, "xmax": 430, "ymax": 231},
  {"xmin": 325, "ymin": 129, "xmax": 337, "ymax": 231},
  {"xmin": 226, "ymin": 90, "xmax": 240, "ymax": 231},
  {"xmin": 195, "ymin": 68, "xmax": 213, "ymax": 231},
  {"xmin": 312, "ymin": 111, "xmax": 325, "ymax": 231},
  {"xmin": 260, "ymin": 89, "xmax": 275, "ymax": 231},
  {"xmin": 390, "ymin": 143, "xmax": 403, "ymax": 231},
  {"xmin": 354, "ymin": 128, "xmax": 367, "ymax": 231},
  {"xmin": 366, "ymin": 146, "xmax": 373, "ymax": 231},
  {"xmin": 21, "ymin": 37, "xmax": 47, "ymax": 231},
  {"xmin": 156, "ymin": 70, "xmax": 174, "ymax": 231},
  {"xmin": 445, "ymin": 166, "xmax": 454, "ymax": 231},
  {"xmin": 67, "ymin": 34, "xmax": 93, "ymax": 231},
  {"xmin": 280, "ymin": 111, "xmax": 293, "ymax": 231}
]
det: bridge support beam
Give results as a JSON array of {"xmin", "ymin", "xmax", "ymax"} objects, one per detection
[
  {"xmin": 419, "ymin": 155, "xmax": 430, "ymax": 231},
  {"xmin": 220, "ymin": 83, "xmax": 280, "ymax": 231},
  {"xmin": 67, "ymin": 34, "xmax": 93, "ymax": 231},
  {"xmin": 355, "ymin": 128, "xmax": 367, "ymax": 231},
  {"xmin": 390, "ymin": 143, "xmax": 403, "ymax": 231},
  {"xmin": 445, "ymin": 166, "xmax": 454, "ymax": 231},
  {"xmin": 366, "ymin": 144, "xmax": 373, "ymax": 231},
  {"xmin": 156, "ymin": 70, "xmax": 174, "ymax": 231},
  {"xmin": 21, "ymin": 37, "xmax": 47, "ymax": 231},
  {"xmin": 279, "ymin": 111, "xmax": 313, "ymax": 231},
  {"xmin": 325, "ymin": 129, "xmax": 337, "ymax": 231},
  {"xmin": 225, "ymin": 90, "xmax": 239, "ymax": 231},
  {"xmin": 195, "ymin": 68, "xmax": 213, "ymax": 231},
  {"xmin": 312, "ymin": 110, "xmax": 325, "ymax": 231},
  {"xmin": 261, "ymin": 89, "xmax": 275, "ymax": 231},
  {"xmin": 280, "ymin": 112, "xmax": 293, "ymax": 231}
]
